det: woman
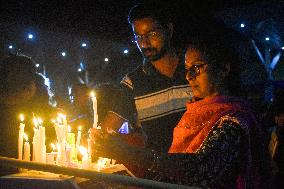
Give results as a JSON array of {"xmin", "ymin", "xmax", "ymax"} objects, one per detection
[{"xmin": 89, "ymin": 37, "xmax": 270, "ymax": 188}]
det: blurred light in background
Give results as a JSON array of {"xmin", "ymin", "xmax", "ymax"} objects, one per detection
[
  {"xmin": 123, "ymin": 49, "xmax": 129, "ymax": 54},
  {"xmin": 61, "ymin": 52, "xmax": 66, "ymax": 57},
  {"xmin": 104, "ymin": 58, "xmax": 109, "ymax": 62},
  {"xmin": 28, "ymin": 34, "xmax": 34, "ymax": 39}
]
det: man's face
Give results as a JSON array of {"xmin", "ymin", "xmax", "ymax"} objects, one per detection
[{"xmin": 132, "ymin": 17, "xmax": 170, "ymax": 61}]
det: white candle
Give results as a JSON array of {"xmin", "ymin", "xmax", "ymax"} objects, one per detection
[
  {"xmin": 38, "ymin": 118, "xmax": 46, "ymax": 163},
  {"xmin": 18, "ymin": 114, "xmax": 25, "ymax": 160},
  {"xmin": 79, "ymin": 146, "xmax": 90, "ymax": 169},
  {"xmin": 90, "ymin": 92, "xmax": 98, "ymax": 128},
  {"xmin": 32, "ymin": 127, "xmax": 39, "ymax": 161},
  {"xmin": 23, "ymin": 133, "xmax": 30, "ymax": 161},
  {"xmin": 76, "ymin": 126, "xmax": 82, "ymax": 149}
]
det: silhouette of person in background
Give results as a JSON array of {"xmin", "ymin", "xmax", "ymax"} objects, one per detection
[{"xmin": 0, "ymin": 55, "xmax": 56, "ymax": 175}]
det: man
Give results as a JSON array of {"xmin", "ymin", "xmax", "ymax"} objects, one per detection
[{"xmin": 90, "ymin": 2, "xmax": 191, "ymax": 153}]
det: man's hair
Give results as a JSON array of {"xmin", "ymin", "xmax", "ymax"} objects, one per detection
[
  {"xmin": 0, "ymin": 55, "xmax": 37, "ymax": 95},
  {"xmin": 128, "ymin": 2, "xmax": 172, "ymax": 28}
]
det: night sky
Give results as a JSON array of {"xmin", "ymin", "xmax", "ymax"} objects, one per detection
[{"xmin": 1, "ymin": 0, "xmax": 283, "ymax": 99}]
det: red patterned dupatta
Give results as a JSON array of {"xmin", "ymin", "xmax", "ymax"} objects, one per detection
[{"xmin": 169, "ymin": 95, "xmax": 253, "ymax": 153}]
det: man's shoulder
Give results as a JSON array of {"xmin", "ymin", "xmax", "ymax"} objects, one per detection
[{"xmin": 120, "ymin": 65, "xmax": 145, "ymax": 89}]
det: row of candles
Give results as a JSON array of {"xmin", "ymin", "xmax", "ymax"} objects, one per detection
[{"xmin": 17, "ymin": 92, "xmax": 109, "ymax": 169}]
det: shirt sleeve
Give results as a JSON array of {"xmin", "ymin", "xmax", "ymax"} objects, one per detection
[
  {"xmin": 158, "ymin": 117, "xmax": 247, "ymax": 188},
  {"xmin": 110, "ymin": 75, "xmax": 137, "ymax": 127}
]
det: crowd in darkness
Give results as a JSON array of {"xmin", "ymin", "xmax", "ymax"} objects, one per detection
[{"xmin": 0, "ymin": 1, "xmax": 284, "ymax": 188}]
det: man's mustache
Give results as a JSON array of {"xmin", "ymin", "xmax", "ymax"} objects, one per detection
[{"xmin": 141, "ymin": 48, "xmax": 157, "ymax": 54}]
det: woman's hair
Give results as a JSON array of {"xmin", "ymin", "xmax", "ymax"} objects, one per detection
[{"xmin": 185, "ymin": 24, "xmax": 242, "ymax": 96}]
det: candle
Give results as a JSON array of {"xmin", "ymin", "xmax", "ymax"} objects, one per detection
[
  {"xmin": 66, "ymin": 126, "xmax": 76, "ymax": 161},
  {"xmin": 90, "ymin": 91, "xmax": 98, "ymax": 128},
  {"xmin": 79, "ymin": 146, "xmax": 90, "ymax": 169},
  {"xmin": 76, "ymin": 126, "xmax": 82, "ymax": 150},
  {"xmin": 38, "ymin": 118, "xmax": 46, "ymax": 163},
  {"xmin": 58, "ymin": 113, "xmax": 68, "ymax": 135},
  {"xmin": 97, "ymin": 157, "xmax": 107, "ymax": 171},
  {"xmin": 18, "ymin": 114, "xmax": 25, "ymax": 160},
  {"xmin": 23, "ymin": 133, "xmax": 30, "ymax": 161},
  {"xmin": 51, "ymin": 143, "xmax": 56, "ymax": 152}
]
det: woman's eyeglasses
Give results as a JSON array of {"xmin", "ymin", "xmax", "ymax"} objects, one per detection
[{"xmin": 186, "ymin": 62, "xmax": 207, "ymax": 79}]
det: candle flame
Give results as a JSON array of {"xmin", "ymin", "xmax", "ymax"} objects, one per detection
[
  {"xmin": 78, "ymin": 126, "xmax": 82, "ymax": 131},
  {"xmin": 68, "ymin": 126, "xmax": 71, "ymax": 132},
  {"xmin": 56, "ymin": 143, "xmax": 61, "ymax": 152},
  {"xmin": 51, "ymin": 143, "xmax": 56, "ymax": 151},
  {"xmin": 19, "ymin": 114, "xmax": 25, "ymax": 122},
  {"xmin": 37, "ymin": 118, "xmax": 43, "ymax": 125},
  {"xmin": 90, "ymin": 91, "xmax": 96, "ymax": 98},
  {"xmin": 33, "ymin": 117, "xmax": 39, "ymax": 127},
  {"xmin": 24, "ymin": 133, "xmax": 28, "ymax": 142},
  {"xmin": 58, "ymin": 113, "xmax": 66, "ymax": 119},
  {"xmin": 56, "ymin": 116, "xmax": 62, "ymax": 124},
  {"xmin": 79, "ymin": 146, "xmax": 88, "ymax": 156}
]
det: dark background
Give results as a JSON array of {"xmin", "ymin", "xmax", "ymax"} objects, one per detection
[{"xmin": 1, "ymin": 0, "xmax": 283, "ymax": 101}]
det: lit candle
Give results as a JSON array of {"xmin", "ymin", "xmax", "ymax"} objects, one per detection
[
  {"xmin": 90, "ymin": 91, "xmax": 98, "ymax": 128},
  {"xmin": 79, "ymin": 146, "xmax": 90, "ymax": 169},
  {"xmin": 51, "ymin": 143, "xmax": 56, "ymax": 153},
  {"xmin": 58, "ymin": 113, "xmax": 68, "ymax": 134},
  {"xmin": 18, "ymin": 114, "xmax": 25, "ymax": 160},
  {"xmin": 23, "ymin": 133, "xmax": 30, "ymax": 161},
  {"xmin": 97, "ymin": 157, "xmax": 107, "ymax": 171},
  {"xmin": 38, "ymin": 118, "xmax": 46, "ymax": 163},
  {"xmin": 76, "ymin": 126, "xmax": 82, "ymax": 150},
  {"xmin": 66, "ymin": 126, "xmax": 76, "ymax": 161},
  {"xmin": 46, "ymin": 143, "xmax": 57, "ymax": 164}
]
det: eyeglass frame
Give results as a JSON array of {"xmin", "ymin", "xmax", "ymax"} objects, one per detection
[
  {"xmin": 185, "ymin": 61, "xmax": 208, "ymax": 79},
  {"xmin": 134, "ymin": 31, "xmax": 161, "ymax": 43}
]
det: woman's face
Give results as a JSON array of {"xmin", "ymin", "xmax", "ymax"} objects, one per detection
[{"xmin": 185, "ymin": 48, "xmax": 219, "ymax": 99}]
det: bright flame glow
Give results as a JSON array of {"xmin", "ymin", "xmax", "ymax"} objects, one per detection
[
  {"xmin": 79, "ymin": 146, "xmax": 88, "ymax": 156},
  {"xmin": 68, "ymin": 126, "xmax": 71, "ymax": 133},
  {"xmin": 19, "ymin": 114, "xmax": 24, "ymax": 122},
  {"xmin": 56, "ymin": 116, "xmax": 62, "ymax": 124},
  {"xmin": 51, "ymin": 143, "xmax": 56, "ymax": 151},
  {"xmin": 104, "ymin": 58, "xmax": 109, "ymax": 62},
  {"xmin": 24, "ymin": 133, "xmax": 28, "ymax": 142},
  {"xmin": 90, "ymin": 91, "xmax": 95, "ymax": 98},
  {"xmin": 78, "ymin": 126, "xmax": 82, "ymax": 131},
  {"xmin": 33, "ymin": 117, "xmax": 39, "ymax": 127},
  {"xmin": 37, "ymin": 118, "xmax": 43, "ymax": 125}
]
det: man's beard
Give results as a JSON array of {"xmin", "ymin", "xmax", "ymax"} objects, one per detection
[{"xmin": 141, "ymin": 46, "xmax": 167, "ymax": 61}]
